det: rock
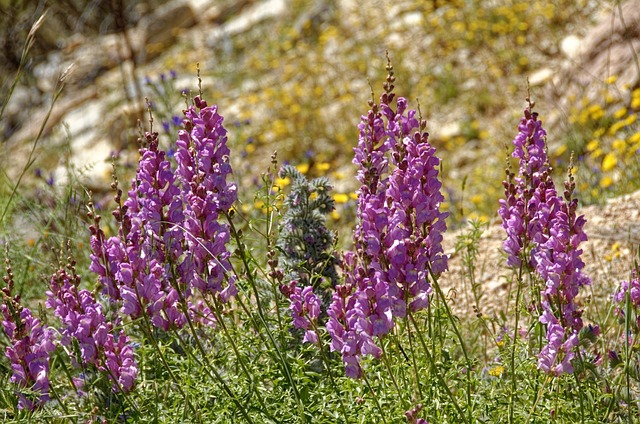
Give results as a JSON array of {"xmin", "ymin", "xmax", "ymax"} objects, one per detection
[
  {"xmin": 560, "ymin": 35, "xmax": 584, "ymax": 60},
  {"xmin": 528, "ymin": 68, "xmax": 553, "ymax": 86},
  {"xmin": 558, "ymin": 0, "xmax": 640, "ymax": 102},
  {"xmin": 206, "ymin": 0, "xmax": 287, "ymax": 47},
  {"xmin": 140, "ymin": 1, "xmax": 197, "ymax": 62}
]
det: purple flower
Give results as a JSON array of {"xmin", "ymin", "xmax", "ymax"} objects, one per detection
[
  {"xmin": 327, "ymin": 68, "xmax": 448, "ymax": 378},
  {"xmin": 537, "ymin": 310, "xmax": 578, "ymax": 376},
  {"xmin": 405, "ymin": 404, "xmax": 427, "ymax": 424},
  {"xmin": 90, "ymin": 131, "xmax": 189, "ymax": 330},
  {"xmin": 91, "ymin": 97, "xmax": 238, "ymax": 332},
  {"xmin": 498, "ymin": 108, "xmax": 551, "ymax": 268},
  {"xmin": 46, "ymin": 266, "xmax": 138, "ymax": 393},
  {"xmin": 1, "ymin": 275, "xmax": 55, "ymax": 410},
  {"xmin": 175, "ymin": 96, "xmax": 237, "ymax": 301},
  {"xmin": 614, "ymin": 271, "xmax": 640, "ymax": 337},
  {"xmin": 500, "ymin": 107, "xmax": 590, "ymax": 375},
  {"xmin": 614, "ymin": 272, "xmax": 640, "ymax": 308},
  {"xmin": 281, "ymin": 282, "xmax": 321, "ymax": 344},
  {"xmin": 386, "ymin": 130, "xmax": 448, "ymax": 314}
]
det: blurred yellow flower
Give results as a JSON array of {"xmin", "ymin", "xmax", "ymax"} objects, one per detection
[
  {"xmin": 612, "ymin": 139, "xmax": 626, "ymax": 152},
  {"xmin": 470, "ymin": 194, "xmax": 483, "ymax": 204},
  {"xmin": 275, "ymin": 177, "xmax": 291, "ymax": 188},
  {"xmin": 333, "ymin": 193, "xmax": 349, "ymax": 204},
  {"xmin": 624, "ymin": 114, "xmax": 637, "ymax": 125},
  {"xmin": 613, "ymin": 107, "xmax": 627, "ymax": 119},
  {"xmin": 609, "ymin": 120, "xmax": 626, "ymax": 135},
  {"xmin": 297, "ymin": 163, "xmax": 310, "ymax": 174},
  {"xmin": 605, "ymin": 242, "xmax": 622, "ymax": 261},
  {"xmin": 554, "ymin": 144, "xmax": 567, "ymax": 156},
  {"xmin": 599, "ymin": 176, "xmax": 613, "ymax": 188},
  {"xmin": 586, "ymin": 140, "xmax": 599, "ymax": 152},
  {"xmin": 601, "ymin": 152, "xmax": 617, "ymax": 171},
  {"xmin": 316, "ymin": 162, "xmax": 331, "ymax": 171},
  {"xmin": 605, "ymin": 75, "xmax": 618, "ymax": 84},
  {"xmin": 489, "ymin": 365, "xmax": 505, "ymax": 377}
]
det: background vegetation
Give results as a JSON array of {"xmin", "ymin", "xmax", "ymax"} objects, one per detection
[{"xmin": 1, "ymin": 0, "xmax": 639, "ymax": 422}]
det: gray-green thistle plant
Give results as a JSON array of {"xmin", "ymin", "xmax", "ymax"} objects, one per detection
[{"xmin": 277, "ymin": 164, "xmax": 339, "ymax": 300}]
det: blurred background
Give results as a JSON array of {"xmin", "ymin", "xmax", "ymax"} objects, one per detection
[{"xmin": 1, "ymin": 0, "xmax": 639, "ymax": 228}]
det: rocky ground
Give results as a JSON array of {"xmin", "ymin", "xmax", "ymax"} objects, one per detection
[{"xmin": 443, "ymin": 189, "xmax": 640, "ymax": 321}]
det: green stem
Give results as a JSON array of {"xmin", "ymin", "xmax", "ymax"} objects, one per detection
[
  {"xmin": 428, "ymin": 269, "xmax": 473, "ymax": 421},
  {"xmin": 404, "ymin": 315, "xmax": 425, "ymax": 403},
  {"xmin": 309, "ymin": 321, "xmax": 350, "ymax": 423},
  {"xmin": 134, "ymin": 293, "xmax": 199, "ymax": 420},
  {"xmin": 625, "ymin": 290, "xmax": 632, "ymax": 424},
  {"xmin": 206, "ymin": 297, "xmax": 276, "ymax": 421},
  {"xmin": 47, "ymin": 379, "xmax": 71, "ymax": 419},
  {"xmin": 226, "ymin": 213, "xmax": 308, "ymax": 423},
  {"xmin": 408, "ymin": 312, "xmax": 468, "ymax": 424},
  {"xmin": 362, "ymin": 373, "xmax": 388, "ymax": 424},
  {"xmin": 1, "ymin": 81, "xmax": 64, "ymax": 224},
  {"xmin": 527, "ymin": 373, "xmax": 549, "ymax": 420},
  {"xmin": 380, "ymin": 340, "xmax": 407, "ymax": 409},
  {"xmin": 508, "ymin": 263, "xmax": 525, "ymax": 424},
  {"xmin": 172, "ymin": 326, "xmax": 255, "ymax": 424}
]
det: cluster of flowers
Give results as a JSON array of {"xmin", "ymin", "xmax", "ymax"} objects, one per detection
[
  {"xmin": 281, "ymin": 282, "xmax": 322, "ymax": 344},
  {"xmin": 46, "ymin": 261, "xmax": 138, "ymax": 393},
  {"xmin": 90, "ymin": 96, "xmax": 237, "ymax": 330},
  {"xmin": 1, "ymin": 95, "xmax": 238, "ymax": 411},
  {"xmin": 325, "ymin": 63, "xmax": 449, "ymax": 378},
  {"xmin": 1, "ymin": 260, "xmax": 55, "ymax": 410},
  {"xmin": 499, "ymin": 106, "xmax": 590, "ymax": 375}
]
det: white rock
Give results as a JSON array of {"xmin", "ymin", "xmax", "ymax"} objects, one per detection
[
  {"xmin": 206, "ymin": 0, "xmax": 287, "ymax": 46},
  {"xmin": 560, "ymin": 35, "xmax": 584, "ymax": 60},
  {"xmin": 528, "ymin": 68, "xmax": 553, "ymax": 86}
]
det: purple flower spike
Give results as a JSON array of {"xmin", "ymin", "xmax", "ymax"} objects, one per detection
[
  {"xmin": 175, "ymin": 96, "xmax": 237, "ymax": 301},
  {"xmin": 2, "ymin": 265, "xmax": 55, "ymax": 410},
  {"xmin": 2, "ymin": 304, "xmax": 55, "ymax": 410},
  {"xmin": 500, "ymin": 106, "xmax": 590, "ymax": 376},
  {"xmin": 90, "ymin": 96, "xmax": 238, "ymax": 332},
  {"xmin": 328, "ymin": 61, "xmax": 449, "ymax": 378},
  {"xmin": 47, "ymin": 266, "xmax": 138, "ymax": 393},
  {"xmin": 282, "ymin": 282, "xmax": 321, "ymax": 345}
]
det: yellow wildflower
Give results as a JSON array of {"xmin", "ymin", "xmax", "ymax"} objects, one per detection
[
  {"xmin": 600, "ymin": 176, "xmax": 613, "ymax": 188},
  {"xmin": 585, "ymin": 140, "xmax": 599, "ymax": 152},
  {"xmin": 605, "ymin": 75, "xmax": 618, "ymax": 84},
  {"xmin": 602, "ymin": 152, "xmax": 617, "ymax": 172},
  {"xmin": 489, "ymin": 365, "xmax": 505, "ymax": 377},
  {"xmin": 316, "ymin": 162, "xmax": 331, "ymax": 171},
  {"xmin": 333, "ymin": 193, "xmax": 350, "ymax": 204},
  {"xmin": 613, "ymin": 107, "xmax": 627, "ymax": 119}
]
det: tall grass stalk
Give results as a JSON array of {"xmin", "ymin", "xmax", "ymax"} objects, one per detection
[
  {"xmin": 408, "ymin": 311, "xmax": 468, "ymax": 423},
  {"xmin": 1, "ymin": 66, "xmax": 70, "ymax": 224},
  {"xmin": 226, "ymin": 212, "xmax": 308, "ymax": 423},
  {"xmin": 429, "ymin": 269, "xmax": 473, "ymax": 421},
  {"xmin": 0, "ymin": 12, "xmax": 47, "ymax": 120},
  {"xmin": 509, "ymin": 264, "xmax": 525, "ymax": 424}
]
